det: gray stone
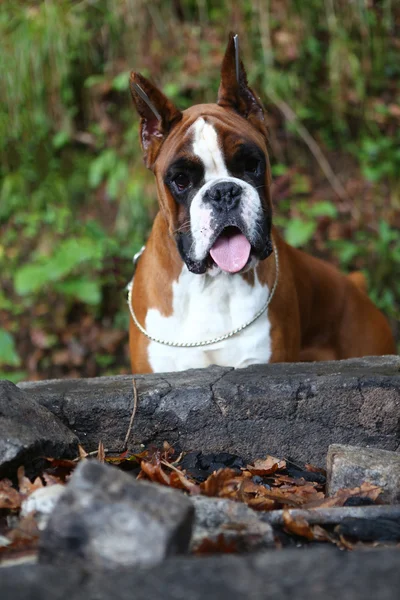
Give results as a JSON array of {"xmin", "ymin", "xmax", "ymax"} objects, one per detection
[
  {"xmin": 327, "ymin": 444, "xmax": 400, "ymax": 503},
  {"xmin": 19, "ymin": 356, "xmax": 400, "ymax": 466},
  {"xmin": 3, "ymin": 547, "xmax": 400, "ymax": 600},
  {"xmin": 261, "ymin": 505, "xmax": 400, "ymax": 525},
  {"xmin": 21, "ymin": 484, "xmax": 66, "ymax": 530},
  {"xmin": 39, "ymin": 460, "xmax": 194, "ymax": 569},
  {"xmin": 0, "ymin": 380, "xmax": 78, "ymax": 478},
  {"xmin": 190, "ymin": 495, "xmax": 274, "ymax": 552},
  {"xmin": 1, "ymin": 565, "xmax": 84, "ymax": 599}
]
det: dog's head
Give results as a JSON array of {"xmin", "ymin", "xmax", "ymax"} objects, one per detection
[{"xmin": 130, "ymin": 34, "xmax": 272, "ymax": 275}]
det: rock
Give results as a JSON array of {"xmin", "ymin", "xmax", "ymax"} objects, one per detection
[
  {"xmin": 261, "ymin": 505, "xmax": 400, "ymax": 526},
  {"xmin": 19, "ymin": 357, "xmax": 400, "ymax": 466},
  {"xmin": 0, "ymin": 380, "xmax": 78, "ymax": 478},
  {"xmin": 3, "ymin": 547, "xmax": 400, "ymax": 599},
  {"xmin": 21, "ymin": 485, "xmax": 66, "ymax": 530},
  {"xmin": 1, "ymin": 565, "xmax": 84, "ymax": 600},
  {"xmin": 39, "ymin": 460, "xmax": 194, "ymax": 569},
  {"xmin": 327, "ymin": 444, "xmax": 400, "ymax": 503},
  {"xmin": 335, "ymin": 517, "xmax": 400, "ymax": 542},
  {"xmin": 190, "ymin": 495, "xmax": 274, "ymax": 552}
]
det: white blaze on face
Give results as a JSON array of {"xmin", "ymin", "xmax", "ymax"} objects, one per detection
[
  {"xmin": 192, "ymin": 117, "xmax": 229, "ymax": 181},
  {"xmin": 189, "ymin": 117, "xmax": 263, "ymax": 263}
]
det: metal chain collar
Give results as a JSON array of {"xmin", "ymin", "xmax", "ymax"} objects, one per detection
[{"xmin": 127, "ymin": 243, "xmax": 279, "ymax": 348}]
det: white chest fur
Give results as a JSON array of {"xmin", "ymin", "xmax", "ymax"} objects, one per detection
[{"xmin": 145, "ymin": 266, "xmax": 272, "ymax": 372}]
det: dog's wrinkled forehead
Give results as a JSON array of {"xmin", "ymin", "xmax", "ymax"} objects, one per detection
[
  {"xmin": 190, "ymin": 117, "xmax": 228, "ymax": 180},
  {"xmin": 157, "ymin": 111, "xmax": 266, "ymax": 181}
]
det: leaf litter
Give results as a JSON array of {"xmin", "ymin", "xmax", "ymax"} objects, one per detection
[{"xmin": 0, "ymin": 444, "xmax": 394, "ymax": 563}]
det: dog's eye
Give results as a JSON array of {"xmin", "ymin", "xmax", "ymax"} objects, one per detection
[
  {"xmin": 173, "ymin": 173, "xmax": 190, "ymax": 191},
  {"xmin": 244, "ymin": 157, "xmax": 260, "ymax": 175}
]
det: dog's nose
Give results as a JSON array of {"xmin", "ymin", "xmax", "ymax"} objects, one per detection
[{"xmin": 203, "ymin": 182, "xmax": 242, "ymax": 211}]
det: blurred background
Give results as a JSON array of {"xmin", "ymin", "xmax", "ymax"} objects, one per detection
[{"xmin": 0, "ymin": 0, "xmax": 399, "ymax": 382}]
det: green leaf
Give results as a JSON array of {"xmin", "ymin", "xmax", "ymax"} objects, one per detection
[
  {"xmin": 46, "ymin": 238, "xmax": 103, "ymax": 280},
  {"xmin": 337, "ymin": 242, "xmax": 360, "ymax": 264},
  {"xmin": 284, "ymin": 219, "xmax": 316, "ymax": 247},
  {"xmin": 271, "ymin": 164, "xmax": 288, "ymax": 177},
  {"xmin": 291, "ymin": 174, "xmax": 312, "ymax": 195},
  {"xmin": 84, "ymin": 75, "xmax": 106, "ymax": 88},
  {"xmin": 309, "ymin": 201, "xmax": 338, "ymax": 219},
  {"xmin": 15, "ymin": 238, "xmax": 104, "ymax": 295},
  {"xmin": 55, "ymin": 279, "xmax": 101, "ymax": 305},
  {"xmin": 112, "ymin": 71, "xmax": 130, "ymax": 91},
  {"xmin": 0, "ymin": 370, "xmax": 27, "ymax": 384},
  {"xmin": 52, "ymin": 130, "xmax": 70, "ymax": 149},
  {"xmin": 0, "ymin": 329, "xmax": 21, "ymax": 367},
  {"xmin": 14, "ymin": 264, "xmax": 51, "ymax": 295}
]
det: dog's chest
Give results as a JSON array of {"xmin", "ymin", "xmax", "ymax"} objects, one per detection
[{"xmin": 145, "ymin": 267, "xmax": 272, "ymax": 372}]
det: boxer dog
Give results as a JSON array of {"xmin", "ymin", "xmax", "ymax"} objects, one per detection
[{"xmin": 128, "ymin": 34, "xmax": 395, "ymax": 373}]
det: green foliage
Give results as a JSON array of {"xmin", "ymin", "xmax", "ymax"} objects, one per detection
[
  {"xmin": 331, "ymin": 222, "xmax": 400, "ymax": 320},
  {"xmin": 0, "ymin": 329, "xmax": 21, "ymax": 367},
  {"xmin": 0, "ymin": 0, "xmax": 398, "ymax": 379},
  {"xmin": 282, "ymin": 200, "xmax": 338, "ymax": 247},
  {"xmin": 354, "ymin": 135, "xmax": 400, "ymax": 184}
]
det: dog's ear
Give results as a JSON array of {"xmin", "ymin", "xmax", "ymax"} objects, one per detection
[
  {"xmin": 217, "ymin": 33, "xmax": 265, "ymax": 131},
  {"xmin": 130, "ymin": 73, "xmax": 182, "ymax": 168}
]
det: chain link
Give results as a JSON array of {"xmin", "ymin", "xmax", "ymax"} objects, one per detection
[{"xmin": 127, "ymin": 242, "xmax": 279, "ymax": 348}]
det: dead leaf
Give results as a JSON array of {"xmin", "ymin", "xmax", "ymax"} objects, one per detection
[
  {"xmin": 0, "ymin": 479, "xmax": 21, "ymax": 510},
  {"xmin": 97, "ymin": 441, "xmax": 105, "ymax": 463},
  {"xmin": 17, "ymin": 467, "xmax": 43, "ymax": 496},
  {"xmin": 200, "ymin": 468, "xmax": 239, "ymax": 497},
  {"xmin": 246, "ymin": 496, "xmax": 277, "ymax": 511},
  {"xmin": 105, "ymin": 449, "xmax": 148, "ymax": 466},
  {"xmin": 7, "ymin": 514, "xmax": 39, "ymax": 542},
  {"xmin": 78, "ymin": 445, "xmax": 88, "ymax": 459},
  {"xmin": 169, "ymin": 470, "xmax": 200, "ymax": 494},
  {"xmin": 140, "ymin": 460, "xmax": 171, "ymax": 486},
  {"xmin": 246, "ymin": 456, "xmax": 287, "ymax": 476},
  {"xmin": 283, "ymin": 510, "xmax": 315, "ymax": 540},
  {"xmin": 304, "ymin": 481, "xmax": 382, "ymax": 509},
  {"xmin": 44, "ymin": 457, "xmax": 76, "ymax": 482},
  {"xmin": 305, "ymin": 463, "xmax": 326, "ymax": 476},
  {"xmin": 194, "ymin": 533, "xmax": 238, "ymax": 554},
  {"xmin": 42, "ymin": 473, "xmax": 65, "ymax": 487}
]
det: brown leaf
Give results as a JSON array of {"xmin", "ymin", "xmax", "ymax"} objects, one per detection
[
  {"xmin": 261, "ymin": 483, "xmax": 324, "ymax": 508},
  {"xmin": 17, "ymin": 467, "xmax": 43, "ymax": 496},
  {"xmin": 97, "ymin": 441, "xmax": 105, "ymax": 464},
  {"xmin": 0, "ymin": 479, "xmax": 21, "ymax": 510},
  {"xmin": 7, "ymin": 514, "xmax": 39, "ymax": 542},
  {"xmin": 283, "ymin": 510, "xmax": 315, "ymax": 540},
  {"xmin": 140, "ymin": 460, "xmax": 171, "ymax": 486},
  {"xmin": 42, "ymin": 473, "xmax": 65, "ymax": 487},
  {"xmin": 194, "ymin": 534, "xmax": 238, "ymax": 555},
  {"xmin": 200, "ymin": 469, "xmax": 238, "ymax": 497},
  {"xmin": 305, "ymin": 463, "xmax": 326, "ymax": 475},
  {"xmin": 45, "ymin": 458, "xmax": 76, "ymax": 470},
  {"xmin": 246, "ymin": 496, "xmax": 277, "ymax": 511},
  {"xmin": 304, "ymin": 482, "xmax": 382, "ymax": 509},
  {"xmin": 169, "ymin": 470, "xmax": 200, "ymax": 494},
  {"xmin": 78, "ymin": 445, "xmax": 88, "ymax": 459},
  {"xmin": 105, "ymin": 449, "xmax": 147, "ymax": 466},
  {"xmin": 44, "ymin": 457, "xmax": 76, "ymax": 482},
  {"xmin": 246, "ymin": 456, "xmax": 286, "ymax": 476}
]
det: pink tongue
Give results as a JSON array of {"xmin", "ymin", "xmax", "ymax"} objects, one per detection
[{"xmin": 210, "ymin": 231, "xmax": 251, "ymax": 273}]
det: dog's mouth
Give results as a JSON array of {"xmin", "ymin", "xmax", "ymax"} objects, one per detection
[{"xmin": 208, "ymin": 226, "xmax": 251, "ymax": 273}]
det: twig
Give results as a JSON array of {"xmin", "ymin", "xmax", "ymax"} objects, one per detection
[
  {"xmin": 123, "ymin": 377, "xmax": 139, "ymax": 451},
  {"xmin": 255, "ymin": 0, "xmax": 346, "ymax": 199},
  {"xmin": 72, "ymin": 448, "xmax": 110, "ymax": 462},
  {"xmin": 266, "ymin": 89, "xmax": 349, "ymax": 202},
  {"xmin": 160, "ymin": 459, "xmax": 186, "ymax": 475},
  {"xmin": 172, "ymin": 451, "xmax": 184, "ymax": 467}
]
